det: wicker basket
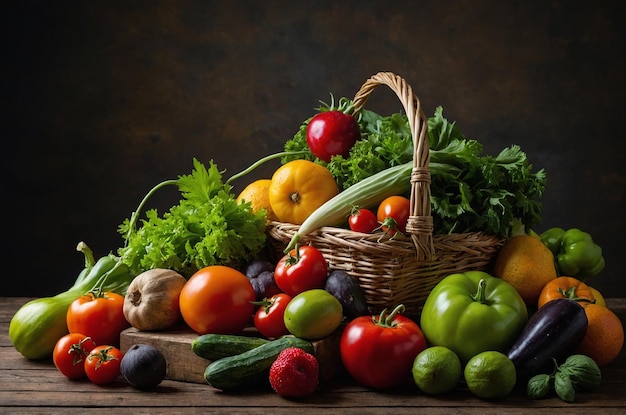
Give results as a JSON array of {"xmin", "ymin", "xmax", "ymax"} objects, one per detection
[{"xmin": 267, "ymin": 72, "xmax": 505, "ymax": 318}]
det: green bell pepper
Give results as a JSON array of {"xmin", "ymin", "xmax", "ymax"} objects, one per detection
[
  {"xmin": 539, "ymin": 227, "xmax": 605, "ymax": 281},
  {"xmin": 420, "ymin": 271, "xmax": 528, "ymax": 363}
]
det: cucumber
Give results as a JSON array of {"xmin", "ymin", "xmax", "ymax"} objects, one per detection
[
  {"xmin": 191, "ymin": 334, "xmax": 271, "ymax": 361},
  {"xmin": 203, "ymin": 336, "xmax": 315, "ymax": 390}
]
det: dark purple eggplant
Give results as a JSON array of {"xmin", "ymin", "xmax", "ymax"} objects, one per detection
[
  {"xmin": 250, "ymin": 270, "xmax": 281, "ymax": 301},
  {"xmin": 324, "ymin": 269, "xmax": 370, "ymax": 318},
  {"xmin": 244, "ymin": 259, "xmax": 281, "ymax": 301},
  {"xmin": 507, "ymin": 298, "xmax": 588, "ymax": 380},
  {"xmin": 245, "ymin": 259, "xmax": 275, "ymax": 279}
]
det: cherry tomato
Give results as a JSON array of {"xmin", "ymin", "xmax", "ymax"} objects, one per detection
[
  {"xmin": 52, "ymin": 333, "xmax": 97, "ymax": 379},
  {"xmin": 84, "ymin": 345, "xmax": 123, "ymax": 385},
  {"xmin": 348, "ymin": 207, "xmax": 379, "ymax": 234},
  {"xmin": 253, "ymin": 293, "xmax": 292, "ymax": 339},
  {"xmin": 66, "ymin": 291, "xmax": 129, "ymax": 347},
  {"xmin": 274, "ymin": 245, "xmax": 328, "ymax": 297},
  {"xmin": 179, "ymin": 265, "xmax": 255, "ymax": 335},
  {"xmin": 306, "ymin": 110, "xmax": 361, "ymax": 162},
  {"xmin": 376, "ymin": 195, "xmax": 411, "ymax": 236},
  {"xmin": 340, "ymin": 305, "xmax": 426, "ymax": 389}
]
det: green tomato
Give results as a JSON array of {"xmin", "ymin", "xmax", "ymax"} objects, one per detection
[
  {"xmin": 420, "ymin": 271, "xmax": 528, "ymax": 363},
  {"xmin": 284, "ymin": 289, "xmax": 343, "ymax": 340}
]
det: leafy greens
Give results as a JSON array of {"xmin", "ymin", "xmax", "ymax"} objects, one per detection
[
  {"xmin": 283, "ymin": 103, "xmax": 546, "ymax": 237},
  {"xmin": 117, "ymin": 158, "xmax": 267, "ymax": 277}
]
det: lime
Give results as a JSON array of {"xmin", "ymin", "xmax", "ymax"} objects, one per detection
[
  {"xmin": 412, "ymin": 346, "xmax": 462, "ymax": 394},
  {"xmin": 464, "ymin": 351, "xmax": 517, "ymax": 399}
]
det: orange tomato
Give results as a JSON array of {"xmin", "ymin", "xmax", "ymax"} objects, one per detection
[
  {"xmin": 589, "ymin": 286, "xmax": 606, "ymax": 307},
  {"xmin": 537, "ymin": 276, "xmax": 595, "ymax": 309},
  {"xmin": 179, "ymin": 266, "xmax": 255, "ymax": 335},
  {"xmin": 376, "ymin": 195, "xmax": 411, "ymax": 235},
  {"xmin": 268, "ymin": 160, "xmax": 339, "ymax": 224}
]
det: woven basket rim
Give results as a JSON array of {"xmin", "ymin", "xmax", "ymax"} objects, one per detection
[{"xmin": 266, "ymin": 72, "xmax": 506, "ymax": 317}]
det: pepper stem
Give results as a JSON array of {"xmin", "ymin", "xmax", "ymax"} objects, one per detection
[
  {"xmin": 76, "ymin": 242, "xmax": 96, "ymax": 270},
  {"xmin": 471, "ymin": 279, "xmax": 488, "ymax": 304}
]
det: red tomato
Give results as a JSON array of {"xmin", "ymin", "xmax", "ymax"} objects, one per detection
[
  {"xmin": 340, "ymin": 305, "xmax": 426, "ymax": 389},
  {"xmin": 348, "ymin": 207, "xmax": 379, "ymax": 234},
  {"xmin": 84, "ymin": 345, "xmax": 123, "ymax": 385},
  {"xmin": 376, "ymin": 195, "xmax": 411, "ymax": 236},
  {"xmin": 66, "ymin": 291, "xmax": 129, "ymax": 347},
  {"xmin": 306, "ymin": 110, "xmax": 361, "ymax": 162},
  {"xmin": 274, "ymin": 245, "xmax": 328, "ymax": 297},
  {"xmin": 253, "ymin": 293, "xmax": 292, "ymax": 339},
  {"xmin": 179, "ymin": 265, "xmax": 255, "ymax": 335},
  {"xmin": 52, "ymin": 333, "xmax": 97, "ymax": 379}
]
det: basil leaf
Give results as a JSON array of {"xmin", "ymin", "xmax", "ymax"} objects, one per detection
[{"xmin": 554, "ymin": 370, "xmax": 575, "ymax": 403}]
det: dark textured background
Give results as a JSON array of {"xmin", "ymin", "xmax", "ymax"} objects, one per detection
[{"xmin": 2, "ymin": 0, "xmax": 625, "ymax": 297}]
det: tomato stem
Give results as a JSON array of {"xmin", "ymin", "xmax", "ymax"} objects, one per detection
[
  {"xmin": 318, "ymin": 95, "xmax": 361, "ymax": 118},
  {"xmin": 284, "ymin": 235, "xmax": 301, "ymax": 253},
  {"xmin": 250, "ymin": 297, "xmax": 276, "ymax": 313},
  {"xmin": 69, "ymin": 337, "xmax": 93, "ymax": 365},
  {"xmin": 85, "ymin": 260, "xmax": 126, "ymax": 296},
  {"xmin": 557, "ymin": 287, "xmax": 596, "ymax": 304},
  {"xmin": 284, "ymin": 244, "xmax": 302, "ymax": 266},
  {"xmin": 374, "ymin": 217, "xmax": 402, "ymax": 242},
  {"xmin": 373, "ymin": 304, "xmax": 405, "ymax": 328},
  {"xmin": 88, "ymin": 346, "xmax": 119, "ymax": 369}
]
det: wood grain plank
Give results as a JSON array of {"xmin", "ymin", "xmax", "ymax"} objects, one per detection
[
  {"xmin": 1, "ymin": 297, "xmax": 625, "ymax": 413},
  {"xmin": 119, "ymin": 324, "xmax": 344, "ymax": 384}
]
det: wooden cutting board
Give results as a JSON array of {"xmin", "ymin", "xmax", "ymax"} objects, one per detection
[{"xmin": 120, "ymin": 324, "xmax": 343, "ymax": 385}]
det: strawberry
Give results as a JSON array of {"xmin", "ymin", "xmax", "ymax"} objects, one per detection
[{"xmin": 269, "ymin": 347, "xmax": 319, "ymax": 397}]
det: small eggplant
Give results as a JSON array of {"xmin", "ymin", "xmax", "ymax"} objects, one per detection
[
  {"xmin": 324, "ymin": 269, "xmax": 370, "ymax": 319},
  {"xmin": 245, "ymin": 259, "xmax": 275, "ymax": 279},
  {"xmin": 245, "ymin": 259, "xmax": 281, "ymax": 301},
  {"xmin": 507, "ymin": 299, "xmax": 588, "ymax": 380}
]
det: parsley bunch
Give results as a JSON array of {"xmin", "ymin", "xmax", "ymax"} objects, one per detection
[
  {"xmin": 283, "ymin": 103, "xmax": 547, "ymax": 237},
  {"xmin": 117, "ymin": 158, "xmax": 267, "ymax": 277}
]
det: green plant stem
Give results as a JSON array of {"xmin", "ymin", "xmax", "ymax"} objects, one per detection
[
  {"xmin": 124, "ymin": 179, "xmax": 178, "ymax": 244},
  {"xmin": 225, "ymin": 151, "xmax": 310, "ymax": 186}
]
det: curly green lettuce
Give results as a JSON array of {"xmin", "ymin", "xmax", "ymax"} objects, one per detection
[
  {"xmin": 117, "ymin": 158, "xmax": 267, "ymax": 277},
  {"xmin": 282, "ymin": 103, "xmax": 546, "ymax": 237}
]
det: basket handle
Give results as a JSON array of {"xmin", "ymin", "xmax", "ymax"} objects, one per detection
[{"xmin": 351, "ymin": 72, "xmax": 434, "ymax": 261}]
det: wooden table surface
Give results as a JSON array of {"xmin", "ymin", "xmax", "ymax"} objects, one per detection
[{"xmin": 2, "ymin": 297, "xmax": 625, "ymax": 414}]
